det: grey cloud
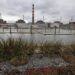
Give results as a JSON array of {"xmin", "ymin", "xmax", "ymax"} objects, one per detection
[{"xmin": 0, "ymin": 0, "xmax": 75, "ymax": 22}]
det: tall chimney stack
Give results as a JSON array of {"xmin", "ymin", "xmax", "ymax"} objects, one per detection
[{"xmin": 32, "ymin": 4, "xmax": 34, "ymax": 24}]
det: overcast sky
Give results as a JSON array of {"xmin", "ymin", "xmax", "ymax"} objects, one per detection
[{"xmin": 0, "ymin": 0, "xmax": 75, "ymax": 23}]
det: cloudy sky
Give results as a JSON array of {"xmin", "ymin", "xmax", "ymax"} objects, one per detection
[{"xmin": 0, "ymin": 0, "xmax": 75, "ymax": 23}]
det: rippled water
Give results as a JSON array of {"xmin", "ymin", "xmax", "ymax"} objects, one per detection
[{"xmin": 0, "ymin": 28, "xmax": 75, "ymax": 44}]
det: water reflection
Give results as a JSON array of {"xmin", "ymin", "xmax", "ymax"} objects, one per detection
[
  {"xmin": 0, "ymin": 29, "xmax": 75, "ymax": 44},
  {"xmin": 0, "ymin": 33, "xmax": 74, "ymax": 44}
]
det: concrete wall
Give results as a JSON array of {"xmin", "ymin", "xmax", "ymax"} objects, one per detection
[
  {"xmin": 50, "ymin": 23, "xmax": 60, "ymax": 28},
  {"xmin": 34, "ymin": 23, "xmax": 49, "ymax": 28},
  {"xmin": 16, "ymin": 23, "xmax": 49, "ymax": 29},
  {"xmin": 16, "ymin": 23, "xmax": 31, "ymax": 28}
]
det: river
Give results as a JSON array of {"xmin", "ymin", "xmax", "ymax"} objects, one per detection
[{"xmin": 0, "ymin": 28, "xmax": 75, "ymax": 44}]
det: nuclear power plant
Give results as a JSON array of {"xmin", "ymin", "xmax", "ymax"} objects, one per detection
[{"xmin": 0, "ymin": 4, "xmax": 75, "ymax": 30}]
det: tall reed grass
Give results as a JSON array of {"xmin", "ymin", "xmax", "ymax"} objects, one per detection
[
  {"xmin": 39, "ymin": 42, "xmax": 62, "ymax": 57},
  {"xmin": 0, "ymin": 38, "xmax": 37, "ymax": 65},
  {"xmin": 62, "ymin": 43, "xmax": 75, "ymax": 55},
  {"xmin": 0, "ymin": 38, "xmax": 75, "ymax": 65}
]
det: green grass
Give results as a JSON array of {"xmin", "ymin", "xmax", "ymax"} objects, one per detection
[
  {"xmin": 39, "ymin": 42, "xmax": 62, "ymax": 57},
  {"xmin": 0, "ymin": 38, "xmax": 37, "ymax": 66},
  {"xmin": 62, "ymin": 43, "xmax": 75, "ymax": 56},
  {"xmin": 0, "ymin": 38, "xmax": 75, "ymax": 65}
]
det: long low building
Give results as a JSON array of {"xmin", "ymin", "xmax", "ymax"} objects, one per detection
[{"xmin": 0, "ymin": 23, "xmax": 17, "ymax": 28}]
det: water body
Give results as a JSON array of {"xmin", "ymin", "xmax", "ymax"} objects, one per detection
[{"xmin": 0, "ymin": 28, "xmax": 75, "ymax": 44}]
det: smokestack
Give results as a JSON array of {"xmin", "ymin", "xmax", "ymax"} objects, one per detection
[{"xmin": 32, "ymin": 4, "xmax": 34, "ymax": 24}]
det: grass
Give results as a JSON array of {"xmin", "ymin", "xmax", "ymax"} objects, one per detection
[
  {"xmin": 60, "ymin": 42, "xmax": 75, "ymax": 56},
  {"xmin": 39, "ymin": 42, "xmax": 62, "ymax": 57},
  {"xmin": 0, "ymin": 38, "xmax": 37, "ymax": 66},
  {"xmin": 0, "ymin": 38, "xmax": 75, "ymax": 65}
]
